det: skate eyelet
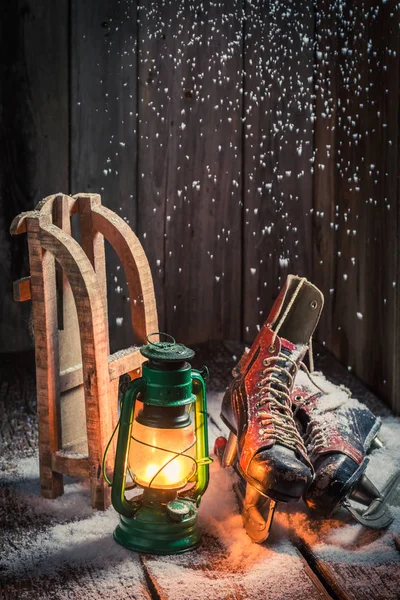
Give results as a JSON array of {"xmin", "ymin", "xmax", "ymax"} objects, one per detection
[
  {"xmin": 310, "ymin": 300, "xmax": 318, "ymax": 310},
  {"xmin": 268, "ymin": 344, "xmax": 275, "ymax": 353},
  {"xmin": 295, "ymin": 395, "xmax": 302, "ymax": 401}
]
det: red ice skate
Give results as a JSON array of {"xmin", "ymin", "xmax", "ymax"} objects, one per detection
[{"xmin": 220, "ymin": 275, "xmax": 324, "ymax": 541}]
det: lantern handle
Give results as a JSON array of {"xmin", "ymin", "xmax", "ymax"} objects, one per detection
[
  {"xmin": 183, "ymin": 369, "xmax": 212, "ymax": 503},
  {"xmin": 111, "ymin": 377, "xmax": 147, "ymax": 518},
  {"xmin": 147, "ymin": 331, "xmax": 176, "ymax": 346}
]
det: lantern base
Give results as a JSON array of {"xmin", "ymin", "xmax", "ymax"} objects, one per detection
[{"xmin": 114, "ymin": 498, "xmax": 201, "ymax": 555}]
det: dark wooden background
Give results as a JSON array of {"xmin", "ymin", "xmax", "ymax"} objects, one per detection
[{"xmin": 0, "ymin": 0, "xmax": 398, "ymax": 414}]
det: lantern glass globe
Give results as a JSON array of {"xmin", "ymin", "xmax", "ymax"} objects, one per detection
[{"xmin": 129, "ymin": 420, "xmax": 196, "ymax": 489}]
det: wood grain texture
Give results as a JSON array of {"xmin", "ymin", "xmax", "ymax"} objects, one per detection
[
  {"xmin": 242, "ymin": 0, "xmax": 315, "ymax": 342},
  {"xmin": 70, "ymin": 0, "xmax": 139, "ymax": 353},
  {"xmin": 76, "ymin": 194, "xmax": 109, "ymax": 325},
  {"xmin": 311, "ymin": 0, "xmax": 338, "ymax": 348},
  {"xmin": 108, "ymin": 348, "xmax": 144, "ymax": 381},
  {"xmin": 303, "ymin": 550, "xmax": 400, "ymax": 600},
  {"xmin": 76, "ymin": 193, "xmax": 116, "ymax": 444},
  {"xmin": 59, "ymin": 349, "xmax": 146, "ymax": 391},
  {"xmin": 312, "ymin": 0, "xmax": 400, "ymax": 415},
  {"xmin": 0, "ymin": 0, "xmax": 69, "ymax": 352},
  {"xmin": 2, "ymin": 1, "xmax": 400, "ymax": 415},
  {"xmin": 137, "ymin": 0, "xmax": 243, "ymax": 343},
  {"xmin": 13, "ymin": 277, "xmax": 32, "ymax": 302},
  {"xmin": 40, "ymin": 218, "xmax": 113, "ymax": 509},
  {"xmin": 91, "ymin": 203, "xmax": 158, "ymax": 343},
  {"xmin": 53, "ymin": 195, "xmax": 87, "ymax": 454},
  {"xmin": 26, "ymin": 216, "xmax": 63, "ymax": 499},
  {"xmin": 142, "ymin": 535, "xmax": 330, "ymax": 600},
  {"xmin": 60, "ymin": 364, "xmax": 84, "ymax": 394},
  {"xmin": 52, "ymin": 451, "xmax": 90, "ymax": 478}
]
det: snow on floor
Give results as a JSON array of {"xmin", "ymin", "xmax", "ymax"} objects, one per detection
[
  {"xmin": 1, "ymin": 391, "xmax": 399, "ymax": 600},
  {"xmin": 0, "ymin": 460, "xmax": 148, "ymax": 597}
]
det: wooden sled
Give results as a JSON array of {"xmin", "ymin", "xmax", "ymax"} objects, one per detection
[{"xmin": 10, "ymin": 193, "xmax": 158, "ymax": 509}]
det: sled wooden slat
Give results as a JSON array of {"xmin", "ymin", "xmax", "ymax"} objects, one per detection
[
  {"xmin": 108, "ymin": 348, "xmax": 144, "ymax": 381},
  {"xmin": 51, "ymin": 451, "xmax": 90, "ymax": 478},
  {"xmin": 59, "ymin": 364, "xmax": 83, "ymax": 393},
  {"xmin": 12, "ymin": 277, "xmax": 32, "ymax": 302}
]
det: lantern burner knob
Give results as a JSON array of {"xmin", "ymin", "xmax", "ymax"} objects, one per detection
[{"xmin": 166, "ymin": 500, "xmax": 192, "ymax": 522}]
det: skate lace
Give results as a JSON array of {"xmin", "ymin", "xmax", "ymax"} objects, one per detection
[
  {"xmin": 256, "ymin": 352, "xmax": 308, "ymax": 456},
  {"xmin": 303, "ymin": 422, "xmax": 328, "ymax": 460},
  {"xmin": 293, "ymin": 364, "xmax": 330, "ymax": 459}
]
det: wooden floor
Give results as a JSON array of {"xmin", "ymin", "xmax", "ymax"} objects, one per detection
[{"xmin": 0, "ymin": 343, "xmax": 399, "ymax": 600}]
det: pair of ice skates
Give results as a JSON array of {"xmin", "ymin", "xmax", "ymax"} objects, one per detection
[{"xmin": 218, "ymin": 275, "xmax": 399, "ymax": 542}]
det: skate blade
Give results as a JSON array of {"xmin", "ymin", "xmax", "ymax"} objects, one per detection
[
  {"xmin": 343, "ymin": 470, "xmax": 400, "ymax": 529},
  {"xmin": 367, "ymin": 434, "xmax": 384, "ymax": 453},
  {"xmin": 233, "ymin": 481, "xmax": 277, "ymax": 543},
  {"xmin": 218, "ymin": 435, "xmax": 276, "ymax": 542}
]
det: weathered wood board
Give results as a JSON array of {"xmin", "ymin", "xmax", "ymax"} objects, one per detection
[
  {"xmin": 53, "ymin": 196, "xmax": 87, "ymax": 454},
  {"xmin": 137, "ymin": 0, "xmax": 243, "ymax": 344},
  {"xmin": 2, "ymin": 0, "xmax": 400, "ymax": 409},
  {"xmin": 242, "ymin": 0, "xmax": 315, "ymax": 342},
  {"xmin": 70, "ymin": 0, "xmax": 139, "ymax": 353},
  {"xmin": 0, "ymin": 477, "xmax": 151, "ymax": 600},
  {"xmin": 312, "ymin": 0, "xmax": 400, "ymax": 414},
  {"xmin": 0, "ymin": 0, "xmax": 69, "ymax": 352},
  {"xmin": 282, "ymin": 430, "xmax": 400, "ymax": 600}
]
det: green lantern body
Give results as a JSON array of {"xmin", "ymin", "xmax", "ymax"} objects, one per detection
[{"xmin": 109, "ymin": 335, "xmax": 211, "ymax": 555}]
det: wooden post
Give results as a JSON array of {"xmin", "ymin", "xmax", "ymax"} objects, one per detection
[{"xmin": 10, "ymin": 193, "xmax": 158, "ymax": 509}]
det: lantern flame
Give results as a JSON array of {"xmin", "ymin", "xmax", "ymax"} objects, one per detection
[{"xmin": 145, "ymin": 459, "xmax": 185, "ymax": 487}]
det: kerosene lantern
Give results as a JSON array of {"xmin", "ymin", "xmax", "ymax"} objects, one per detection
[{"xmin": 105, "ymin": 333, "xmax": 211, "ymax": 554}]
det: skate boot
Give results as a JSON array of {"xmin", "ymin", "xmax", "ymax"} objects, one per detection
[
  {"xmin": 292, "ymin": 369, "xmax": 400, "ymax": 528},
  {"xmin": 220, "ymin": 275, "xmax": 324, "ymax": 541}
]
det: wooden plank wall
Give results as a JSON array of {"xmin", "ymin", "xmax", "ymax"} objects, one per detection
[
  {"xmin": 243, "ymin": 1, "xmax": 315, "ymax": 341},
  {"xmin": 0, "ymin": 0, "xmax": 69, "ymax": 351},
  {"xmin": 137, "ymin": 1, "xmax": 243, "ymax": 343},
  {"xmin": 70, "ymin": 0, "xmax": 139, "ymax": 352},
  {"xmin": 1, "ymin": 1, "xmax": 399, "ymax": 412},
  {"xmin": 312, "ymin": 0, "xmax": 400, "ymax": 413}
]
